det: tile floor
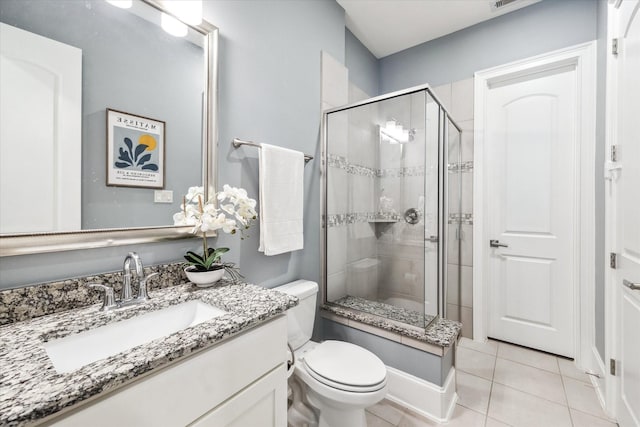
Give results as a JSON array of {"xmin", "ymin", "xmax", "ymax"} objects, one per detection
[{"xmin": 365, "ymin": 338, "xmax": 618, "ymax": 427}]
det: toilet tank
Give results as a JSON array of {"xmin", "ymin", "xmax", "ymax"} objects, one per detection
[{"xmin": 275, "ymin": 280, "xmax": 318, "ymax": 350}]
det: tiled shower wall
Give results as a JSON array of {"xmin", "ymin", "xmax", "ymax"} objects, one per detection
[{"xmin": 433, "ymin": 79, "xmax": 474, "ymax": 338}]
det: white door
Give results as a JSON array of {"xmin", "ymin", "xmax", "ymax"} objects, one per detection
[
  {"xmin": 0, "ymin": 23, "xmax": 81, "ymax": 233},
  {"xmin": 611, "ymin": 1, "xmax": 640, "ymax": 425},
  {"xmin": 484, "ymin": 65, "xmax": 577, "ymax": 357}
]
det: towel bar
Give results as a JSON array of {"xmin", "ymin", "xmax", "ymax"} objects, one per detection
[{"xmin": 232, "ymin": 138, "xmax": 313, "ymax": 163}]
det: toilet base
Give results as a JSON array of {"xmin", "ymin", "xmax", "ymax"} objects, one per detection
[{"xmin": 306, "ymin": 388, "xmax": 370, "ymax": 427}]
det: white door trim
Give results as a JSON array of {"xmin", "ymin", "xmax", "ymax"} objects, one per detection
[
  {"xmin": 473, "ymin": 42, "xmax": 597, "ymax": 368},
  {"xmin": 604, "ymin": 0, "xmax": 640, "ymax": 420},
  {"xmin": 604, "ymin": 1, "xmax": 619, "ymax": 416}
]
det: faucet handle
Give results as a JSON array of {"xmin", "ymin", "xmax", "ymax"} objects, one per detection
[
  {"xmin": 137, "ymin": 272, "xmax": 159, "ymax": 301},
  {"xmin": 86, "ymin": 283, "xmax": 117, "ymax": 310}
]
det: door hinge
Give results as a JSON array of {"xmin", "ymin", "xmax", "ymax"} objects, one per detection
[
  {"xmin": 610, "ymin": 252, "xmax": 618, "ymax": 269},
  {"xmin": 610, "ymin": 358, "xmax": 616, "ymax": 376},
  {"xmin": 611, "ymin": 145, "xmax": 619, "ymax": 162},
  {"xmin": 612, "ymin": 38, "xmax": 619, "ymax": 56}
]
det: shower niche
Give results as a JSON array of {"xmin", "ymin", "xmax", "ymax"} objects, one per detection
[{"xmin": 323, "ymin": 85, "xmax": 462, "ymax": 331}]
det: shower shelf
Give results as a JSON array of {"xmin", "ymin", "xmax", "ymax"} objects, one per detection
[{"xmin": 369, "ymin": 219, "xmax": 398, "ymax": 238}]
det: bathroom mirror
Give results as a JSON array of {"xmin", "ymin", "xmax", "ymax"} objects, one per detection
[{"xmin": 0, "ymin": 0, "xmax": 218, "ymax": 256}]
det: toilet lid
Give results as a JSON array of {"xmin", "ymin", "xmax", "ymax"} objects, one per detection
[{"xmin": 303, "ymin": 341, "xmax": 386, "ymax": 390}]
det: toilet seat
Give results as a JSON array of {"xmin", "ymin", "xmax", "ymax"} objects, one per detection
[{"xmin": 302, "ymin": 341, "xmax": 387, "ymax": 393}]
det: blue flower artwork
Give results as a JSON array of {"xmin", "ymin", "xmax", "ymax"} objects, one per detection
[{"xmin": 113, "ymin": 128, "xmax": 159, "ymax": 172}]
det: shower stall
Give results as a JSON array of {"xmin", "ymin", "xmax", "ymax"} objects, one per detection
[{"xmin": 322, "ymin": 85, "xmax": 462, "ymax": 331}]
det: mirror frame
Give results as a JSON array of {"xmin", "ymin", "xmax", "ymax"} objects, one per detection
[{"xmin": 0, "ymin": 0, "xmax": 218, "ymax": 257}]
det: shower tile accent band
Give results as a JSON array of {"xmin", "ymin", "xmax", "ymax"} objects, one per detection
[
  {"xmin": 378, "ymin": 166, "xmax": 426, "ymax": 178},
  {"xmin": 327, "ymin": 154, "xmax": 426, "ymax": 178},
  {"xmin": 448, "ymin": 161, "xmax": 474, "ymax": 173},
  {"xmin": 327, "ymin": 212, "xmax": 401, "ymax": 228},
  {"xmin": 327, "ymin": 154, "xmax": 377, "ymax": 177},
  {"xmin": 448, "ymin": 213, "xmax": 473, "ymax": 225}
]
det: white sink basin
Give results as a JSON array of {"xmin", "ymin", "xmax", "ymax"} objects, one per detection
[{"xmin": 43, "ymin": 300, "xmax": 227, "ymax": 374}]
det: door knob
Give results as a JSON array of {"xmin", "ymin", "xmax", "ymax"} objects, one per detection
[{"xmin": 490, "ymin": 239, "xmax": 509, "ymax": 248}]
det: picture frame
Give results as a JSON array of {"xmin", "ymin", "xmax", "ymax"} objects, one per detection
[{"xmin": 106, "ymin": 108, "xmax": 165, "ymax": 189}]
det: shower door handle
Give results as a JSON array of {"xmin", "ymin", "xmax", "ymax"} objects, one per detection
[
  {"xmin": 490, "ymin": 239, "xmax": 508, "ymax": 248},
  {"xmin": 426, "ymin": 235, "xmax": 438, "ymax": 243}
]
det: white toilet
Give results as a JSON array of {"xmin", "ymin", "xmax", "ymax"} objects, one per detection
[{"xmin": 276, "ymin": 280, "xmax": 388, "ymax": 427}]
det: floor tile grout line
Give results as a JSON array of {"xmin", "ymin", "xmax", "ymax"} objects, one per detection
[
  {"xmin": 494, "ymin": 354, "xmax": 561, "ymax": 375},
  {"xmin": 458, "ymin": 339, "xmax": 498, "ymax": 357},
  {"xmin": 560, "ymin": 378, "xmax": 616, "ymax": 424},
  {"xmin": 494, "ymin": 355, "xmax": 563, "ymax": 378},
  {"xmin": 484, "ymin": 343, "xmax": 499, "ymax": 425},
  {"xmin": 492, "ymin": 355, "xmax": 569, "ymax": 405},
  {"xmin": 569, "ymin": 407, "xmax": 619, "ymax": 424},
  {"xmin": 491, "ymin": 379, "xmax": 574, "ymax": 409},
  {"xmin": 557, "ymin": 358, "xmax": 576, "ymax": 427}
]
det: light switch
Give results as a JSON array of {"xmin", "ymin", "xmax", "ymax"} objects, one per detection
[{"xmin": 154, "ymin": 190, "xmax": 173, "ymax": 203}]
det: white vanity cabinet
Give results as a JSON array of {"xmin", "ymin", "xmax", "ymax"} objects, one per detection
[{"xmin": 40, "ymin": 316, "xmax": 288, "ymax": 427}]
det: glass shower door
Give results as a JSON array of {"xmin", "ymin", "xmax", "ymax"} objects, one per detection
[{"xmin": 324, "ymin": 88, "xmax": 440, "ymax": 330}]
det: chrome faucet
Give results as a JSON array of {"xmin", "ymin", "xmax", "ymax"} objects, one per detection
[
  {"xmin": 122, "ymin": 252, "xmax": 143, "ymax": 303},
  {"xmin": 86, "ymin": 252, "xmax": 158, "ymax": 310}
]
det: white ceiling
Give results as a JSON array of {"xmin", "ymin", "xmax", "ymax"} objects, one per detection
[{"xmin": 337, "ymin": 0, "xmax": 541, "ymax": 58}]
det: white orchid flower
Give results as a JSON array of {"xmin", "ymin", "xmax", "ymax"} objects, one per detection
[
  {"xmin": 174, "ymin": 183, "xmax": 256, "ymax": 249},
  {"xmin": 173, "ymin": 212, "xmax": 188, "ymax": 226},
  {"xmin": 220, "ymin": 203, "xmax": 236, "ymax": 216},
  {"xmin": 185, "ymin": 186, "xmax": 204, "ymax": 203},
  {"xmin": 219, "ymin": 185, "xmax": 249, "ymax": 204},
  {"xmin": 202, "ymin": 203, "xmax": 219, "ymax": 216},
  {"xmin": 236, "ymin": 205, "xmax": 257, "ymax": 222}
]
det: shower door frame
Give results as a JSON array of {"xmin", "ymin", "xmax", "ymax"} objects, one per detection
[{"xmin": 321, "ymin": 83, "xmax": 462, "ymax": 330}]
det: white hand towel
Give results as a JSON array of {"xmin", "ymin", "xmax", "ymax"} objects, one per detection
[{"xmin": 258, "ymin": 143, "xmax": 304, "ymax": 256}]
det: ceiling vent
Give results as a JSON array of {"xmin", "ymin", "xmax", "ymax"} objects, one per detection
[{"xmin": 490, "ymin": 0, "xmax": 521, "ymax": 11}]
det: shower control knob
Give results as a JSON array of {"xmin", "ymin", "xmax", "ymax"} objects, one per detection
[{"xmin": 404, "ymin": 208, "xmax": 420, "ymax": 225}]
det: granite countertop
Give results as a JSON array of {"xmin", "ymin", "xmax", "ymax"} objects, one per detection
[
  {"xmin": 321, "ymin": 302, "xmax": 461, "ymax": 347},
  {"xmin": 0, "ymin": 281, "xmax": 298, "ymax": 426}
]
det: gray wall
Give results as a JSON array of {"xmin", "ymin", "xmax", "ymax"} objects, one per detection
[
  {"xmin": 0, "ymin": 0, "xmax": 203, "ymax": 230},
  {"xmin": 379, "ymin": 0, "xmax": 599, "ymax": 92},
  {"xmin": 0, "ymin": 0, "xmax": 345, "ymax": 290},
  {"xmin": 345, "ymin": 28, "xmax": 379, "ymax": 97},
  {"xmin": 204, "ymin": 0, "xmax": 344, "ymax": 289}
]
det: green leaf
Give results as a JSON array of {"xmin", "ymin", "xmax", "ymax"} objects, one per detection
[
  {"xmin": 185, "ymin": 251, "xmax": 205, "ymax": 264},
  {"xmin": 184, "ymin": 248, "xmax": 231, "ymax": 271}
]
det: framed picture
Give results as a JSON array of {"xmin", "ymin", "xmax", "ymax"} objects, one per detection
[{"xmin": 106, "ymin": 109, "xmax": 165, "ymax": 189}]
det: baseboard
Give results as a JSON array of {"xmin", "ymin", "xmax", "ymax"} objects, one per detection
[{"xmin": 385, "ymin": 366, "xmax": 457, "ymax": 423}]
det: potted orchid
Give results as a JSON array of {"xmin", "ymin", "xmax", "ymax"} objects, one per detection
[{"xmin": 173, "ymin": 185, "xmax": 257, "ymax": 286}]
